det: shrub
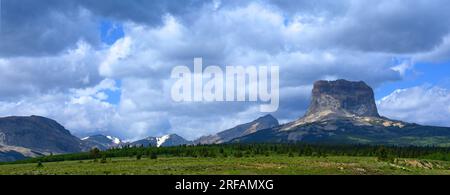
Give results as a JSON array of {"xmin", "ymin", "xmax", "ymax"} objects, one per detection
[
  {"xmin": 100, "ymin": 155, "xmax": 107, "ymax": 163},
  {"xmin": 288, "ymin": 152, "xmax": 294, "ymax": 157}
]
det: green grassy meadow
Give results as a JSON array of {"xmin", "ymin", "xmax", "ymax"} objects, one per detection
[{"xmin": 1, "ymin": 155, "xmax": 450, "ymax": 175}]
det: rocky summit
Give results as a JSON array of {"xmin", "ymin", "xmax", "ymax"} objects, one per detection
[{"xmin": 306, "ymin": 80, "xmax": 379, "ymax": 118}]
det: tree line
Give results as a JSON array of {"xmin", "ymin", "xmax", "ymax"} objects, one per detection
[{"xmin": 2, "ymin": 143, "xmax": 450, "ymax": 165}]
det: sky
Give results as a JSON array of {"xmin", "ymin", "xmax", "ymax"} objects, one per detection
[{"xmin": 0, "ymin": 0, "xmax": 450, "ymax": 141}]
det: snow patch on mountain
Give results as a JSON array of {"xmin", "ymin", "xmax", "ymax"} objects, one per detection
[
  {"xmin": 156, "ymin": 135, "xmax": 170, "ymax": 147},
  {"xmin": 106, "ymin": 136, "xmax": 121, "ymax": 145}
]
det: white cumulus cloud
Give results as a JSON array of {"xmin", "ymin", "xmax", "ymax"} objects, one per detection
[{"xmin": 378, "ymin": 86, "xmax": 450, "ymax": 127}]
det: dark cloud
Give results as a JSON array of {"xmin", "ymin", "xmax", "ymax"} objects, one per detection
[
  {"xmin": 331, "ymin": 1, "xmax": 450, "ymax": 53},
  {"xmin": 0, "ymin": 0, "xmax": 99, "ymax": 57},
  {"xmin": 79, "ymin": 0, "xmax": 212, "ymax": 25},
  {"xmin": 268, "ymin": 0, "xmax": 350, "ymax": 16},
  {"xmin": 2, "ymin": 0, "xmax": 449, "ymax": 57},
  {"xmin": 0, "ymin": 0, "xmax": 213, "ymax": 57}
]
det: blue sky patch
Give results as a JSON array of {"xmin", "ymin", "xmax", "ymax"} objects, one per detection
[
  {"xmin": 105, "ymin": 79, "xmax": 122, "ymax": 105},
  {"xmin": 100, "ymin": 20, "xmax": 125, "ymax": 45}
]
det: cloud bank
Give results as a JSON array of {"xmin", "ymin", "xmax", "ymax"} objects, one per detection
[{"xmin": 1, "ymin": 0, "xmax": 450, "ymax": 140}]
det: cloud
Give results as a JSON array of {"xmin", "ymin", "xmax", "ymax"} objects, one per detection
[
  {"xmin": 0, "ymin": 41, "xmax": 104, "ymax": 100},
  {"xmin": 327, "ymin": 0, "xmax": 450, "ymax": 53},
  {"xmin": 0, "ymin": 0, "xmax": 213, "ymax": 57},
  {"xmin": 90, "ymin": 2, "xmax": 406, "ymax": 139},
  {"xmin": 78, "ymin": 0, "xmax": 212, "ymax": 26},
  {"xmin": 415, "ymin": 35, "xmax": 450, "ymax": 63},
  {"xmin": 0, "ymin": 1, "xmax": 100, "ymax": 57},
  {"xmin": 275, "ymin": 0, "xmax": 450, "ymax": 53},
  {"xmin": 378, "ymin": 85, "xmax": 450, "ymax": 127}
]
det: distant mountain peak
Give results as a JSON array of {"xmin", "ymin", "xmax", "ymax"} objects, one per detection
[
  {"xmin": 194, "ymin": 115, "xmax": 279, "ymax": 145},
  {"xmin": 81, "ymin": 134, "xmax": 122, "ymax": 151},
  {"xmin": 131, "ymin": 134, "xmax": 190, "ymax": 148},
  {"xmin": 255, "ymin": 114, "xmax": 277, "ymax": 122}
]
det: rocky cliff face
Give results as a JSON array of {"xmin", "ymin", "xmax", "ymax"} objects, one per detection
[{"xmin": 305, "ymin": 79, "xmax": 380, "ymax": 118}]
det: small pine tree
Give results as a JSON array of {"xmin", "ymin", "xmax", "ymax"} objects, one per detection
[
  {"xmin": 89, "ymin": 148, "xmax": 101, "ymax": 159},
  {"xmin": 377, "ymin": 146, "xmax": 394, "ymax": 162},
  {"xmin": 136, "ymin": 153, "xmax": 142, "ymax": 160},
  {"xmin": 37, "ymin": 161, "xmax": 43, "ymax": 168},
  {"xmin": 150, "ymin": 152, "xmax": 158, "ymax": 160}
]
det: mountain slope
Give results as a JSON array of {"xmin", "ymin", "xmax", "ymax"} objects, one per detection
[
  {"xmin": 232, "ymin": 80, "xmax": 450, "ymax": 146},
  {"xmin": 0, "ymin": 144, "xmax": 43, "ymax": 162},
  {"xmin": 194, "ymin": 114, "xmax": 279, "ymax": 145},
  {"xmin": 0, "ymin": 116, "xmax": 82, "ymax": 154},
  {"xmin": 0, "ymin": 115, "xmax": 84, "ymax": 161}
]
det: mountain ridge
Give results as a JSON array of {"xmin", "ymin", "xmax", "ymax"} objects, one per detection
[{"xmin": 194, "ymin": 114, "xmax": 279, "ymax": 145}]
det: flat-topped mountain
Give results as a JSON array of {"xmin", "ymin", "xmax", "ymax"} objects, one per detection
[
  {"xmin": 194, "ymin": 114, "xmax": 279, "ymax": 145},
  {"xmin": 232, "ymin": 80, "xmax": 450, "ymax": 146},
  {"xmin": 283, "ymin": 79, "xmax": 393, "ymax": 129}
]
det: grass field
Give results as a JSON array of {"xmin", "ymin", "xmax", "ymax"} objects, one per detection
[{"xmin": 1, "ymin": 155, "xmax": 450, "ymax": 175}]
